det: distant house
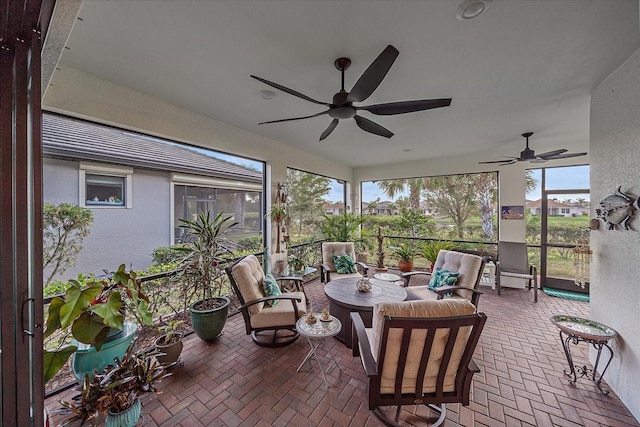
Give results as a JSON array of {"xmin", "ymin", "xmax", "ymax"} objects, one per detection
[
  {"xmin": 43, "ymin": 113, "xmax": 263, "ymax": 281},
  {"xmin": 526, "ymin": 199, "xmax": 588, "ymax": 217},
  {"xmin": 362, "ymin": 200, "xmax": 397, "ymax": 216},
  {"xmin": 323, "ymin": 202, "xmax": 344, "ymax": 215}
]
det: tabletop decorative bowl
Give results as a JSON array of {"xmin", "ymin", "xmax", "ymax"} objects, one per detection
[{"xmin": 356, "ymin": 277, "xmax": 372, "ymax": 293}]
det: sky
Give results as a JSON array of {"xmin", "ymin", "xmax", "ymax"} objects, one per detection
[{"xmin": 194, "ymin": 141, "xmax": 589, "ymax": 205}]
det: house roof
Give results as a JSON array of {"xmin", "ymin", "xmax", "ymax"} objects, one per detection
[
  {"xmin": 526, "ymin": 198, "xmax": 574, "ymax": 209},
  {"xmin": 43, "ymin": 114, "xmax": 262, "ymax": 182}
]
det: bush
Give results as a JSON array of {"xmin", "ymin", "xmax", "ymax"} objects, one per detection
[
  {"xmin": 237, "ymin": 235, "xmax": 264, "ymax": 252},
  {"xmin": 152, "ymin": 245, "xmax": 189, "ymax": 265}
]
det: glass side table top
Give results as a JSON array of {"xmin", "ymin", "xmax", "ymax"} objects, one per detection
[
  {"xmin": 373, "ymin": 272, "xmax": 402, "ymax": 282},
  {"xmin": 550, "ymin": 315, "xmax": 617, "ymax": 341},
  {"xmin": 296, "ymin": 315, "xmax": 341, "ymax": 338}
]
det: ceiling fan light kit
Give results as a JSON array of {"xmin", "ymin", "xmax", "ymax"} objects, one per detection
[
  {"xmin": 251, "ymin": 45, "xmax": 452, "ymax": 141},
  {"xmin": 479, "ymin": 132, "xmax": 587, "ymax": 166},
  {"xmin": 457, "ymin": 0, "xmax": 492, "ymax": 21}
]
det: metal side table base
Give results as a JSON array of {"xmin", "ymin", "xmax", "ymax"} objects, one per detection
[
  {"xmin": 551, "ymin": 315, "xmax": 617, "ymax": 395},
  {"xmin": 296, "ymin": 315, "xmax": 342, "ymax": 388}
]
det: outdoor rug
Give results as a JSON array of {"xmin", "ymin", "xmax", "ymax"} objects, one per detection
[{"xmin": 542, "ymin": 287, "xmax": 590, "ymax": 302}]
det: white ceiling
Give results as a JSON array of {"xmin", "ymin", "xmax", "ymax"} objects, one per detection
[{"xmin": 53, "ymin": 0, "xmax": 639, "ymax": 168}]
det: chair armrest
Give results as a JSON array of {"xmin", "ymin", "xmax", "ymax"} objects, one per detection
[
  {"xmin": 433, "ymin": 285, "xmax": 484, "ymax": 297},
  {"xmin": 320, "ymin": 263, "xmax": 332, "ymax": 283},
  {"xmin": 401, "ymin": 271, "xmax": 432, "ymax": 287},
  {"xmin": 351, "ymin": 312, "xmax": 377, "ymax": 376},
  {"xmin": 356, "ymin": 261, "xmax": 369, "ymax": 276}
]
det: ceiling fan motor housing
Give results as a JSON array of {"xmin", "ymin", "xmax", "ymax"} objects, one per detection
[{"xmin": 520, "ymin": 148, "xmax": 536, "ymax": 160}]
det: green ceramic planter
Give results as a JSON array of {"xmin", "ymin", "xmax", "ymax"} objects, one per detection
[
  {"xmin": 71, "ymin": 322, "xmax": 137, "ymax": 383},
  {"xmin": 105, "ymin": 398, "xmax": 141, "ymax": 427},
  {"xmin": 189, "ymin": 297, "xmax": 230, "ymax": 341}
]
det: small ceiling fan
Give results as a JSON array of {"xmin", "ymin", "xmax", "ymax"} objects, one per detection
[
  {"xmin": 251, "ymin": 45, "xmax": 452, "ymax": 141},
  {"xmin": 479, "ymin": 132, "xmax": 587, "ymax": 166}
]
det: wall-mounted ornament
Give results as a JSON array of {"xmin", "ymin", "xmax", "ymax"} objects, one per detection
[
  {"xmin": 595, "ymin": 186, "xmax": 639, "ymax": 230},
  {"xmin": 589, "ymin": 218, "xmax": 600, "ymax": 230},
  {"xmin": 573, "ymin": 238, "xmax": 592, "ymax": 289}
]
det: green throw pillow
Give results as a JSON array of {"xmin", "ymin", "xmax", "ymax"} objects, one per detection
[
  {"xmin": 333, "ymin": 255, "xmax": 357, "ymax": 274},
  {"xmin": 428, "ymin": 268, "xmax": 459, "ymax": 290},
  {"xmin": 262, "ymin": 273, "xmax": 281, "ymax": 306}
]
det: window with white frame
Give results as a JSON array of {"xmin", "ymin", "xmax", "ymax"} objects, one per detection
[{"xmin": 80, "ymin": 162, "xmax": 133, "ymax": 208}]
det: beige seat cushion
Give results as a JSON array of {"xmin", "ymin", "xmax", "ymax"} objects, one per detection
[
  {"xmin": 404, "ymin": 286, "xmax": 439, "ymax": 302},
  {"xmin": 249, "ymin": 292, "xmax": 307, "ymax": 328},
  {"xmin": 231, "ymin": 254, "xmax": 266, "ymax": 314},
  {"xmin": 367, "ymin": 299, "xmax": 476, "ymax": 394}
]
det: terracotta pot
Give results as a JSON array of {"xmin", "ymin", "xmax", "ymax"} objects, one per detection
[{"xmin": 397, "ymin": 261, "xmax": 414, "ymax": 273}]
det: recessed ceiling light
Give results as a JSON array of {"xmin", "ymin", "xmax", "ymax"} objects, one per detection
[
  {"xmin": 259, "ymin": 90, "xmax": 276, "ymax": 100},
  {"xmin": 456, "ymin": 0, "xmax": 492, "ymax": 20}
]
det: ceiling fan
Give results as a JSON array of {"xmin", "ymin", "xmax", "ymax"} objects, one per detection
[
  {"xmin": 479, "ymin": 132, "xmax": 587, "ymax": 166},
  {"xmin": 251, "ymin": 45, "xmax": 452, "ymax": 141}
]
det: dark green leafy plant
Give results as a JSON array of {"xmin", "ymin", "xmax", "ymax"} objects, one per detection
[
  {"xmin": 421, "ymin": 240, "xmax": 455, "ymax": 267},
  {"xmin": 391, "ymin": 244, "xmax": 415, "ymax": 263},
  {"xmin": 319, "ymin": 212, "xmax": 366, "ymax": 242},
  {"xmin": 43, "ymin": 265, "xmax": 153, "ymax": 383}
]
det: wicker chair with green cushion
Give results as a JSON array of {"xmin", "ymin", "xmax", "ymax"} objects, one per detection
[
  {"xmin": 320, "ymin": 242, "xmax": 369, "ymax": 283},
  {"xmin": 401, "ymin": 249, "xmax": 486, "ymax": 307},
  {"xmin": 225, "ymin": 255, "xmax": 307, "ymax": 347},
  {"xmin": 351, "ymin": 299, "xmax": 487, "ymax": 426}
]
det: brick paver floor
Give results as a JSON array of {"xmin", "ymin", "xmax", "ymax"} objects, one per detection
[{"xmin": 47, "ymin": 272, "xmax": 639, "ymax": 426}]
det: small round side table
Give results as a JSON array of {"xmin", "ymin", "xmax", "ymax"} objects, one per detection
[
  {"xmin": 550, "ymin": 314, "xmax": 617, "ymax": 394},
  {"xmin": 373, "ymin": 272, "xmax": 403, "ymax": 286},
  {"xmin": 296, "ymin": 315, "xmax": 342, "ymax": 388}
]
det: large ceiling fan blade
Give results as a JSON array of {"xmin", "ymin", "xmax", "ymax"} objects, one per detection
[
  {"xmin": 479, "ymin": 159, "xmax": 518, "ymax": 164},
  {"xmin": 354, "ymin": 115, "xmax": 394, "ymax": 138},
  {"xmin": 543, "ymin": 152, "xmax": 588, "ymax": 160},
  {"xmin": 251, "ymin": 75, "xmax": 330, "ymax": 106},
  {"xmin": 258, "ymin": 110, "xmax": 329, "ymax": 125},
  {"xmin": 346, "ymin": 45, "xmax": 399, "ymax": 103},
  {"xmin": 319, "ymin": 119, "xmax": 339, "ymax": 141},
  {"xmin": 536, "ymin": 148, "xmax": 567, "ymax": 159},
  {"xmin": 358, "ymin": 98, "xmax": 452, "ymax": 115}
]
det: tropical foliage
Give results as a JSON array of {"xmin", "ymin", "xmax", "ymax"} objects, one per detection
[
  {"xmin": 176, "ymin": 211, "xmax": 238, "ymax": 305},
  {"xmin": 43, "ymin": 265, "xmax": 153, "ymax": 383}
]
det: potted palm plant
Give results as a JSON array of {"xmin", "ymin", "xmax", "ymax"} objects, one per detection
[
  {"xmin": 60, "ymin": 339, "xmax": 169, "ymax": 427},
  {"xmin": 421, "ymin": 240, "xmax": 455, "ymax": 271},
  {"xmin": 177, "ymin": 211, "xmax": 238, "ymax": 341},
  {"xmin": 392, "ymin": 244, "xmax": 415, "ymax": 272}
]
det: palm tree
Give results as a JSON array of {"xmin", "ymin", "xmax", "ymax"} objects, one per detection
[{"xmin": 377, "ymin": 178, "xmax": 428, "ymax": 212}]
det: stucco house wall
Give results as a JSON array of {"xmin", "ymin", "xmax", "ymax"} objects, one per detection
[
  {"xmin": 590, "ymin": 47, "xmax": 640, "ymax": 420},
  {"xmin": 44, "ymin": 157, "xmax": 171, "ymax": 281}
]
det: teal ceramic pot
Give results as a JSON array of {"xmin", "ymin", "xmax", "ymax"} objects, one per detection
[
  {"xmin": 189, "ymin": 297, "xmax": 230, "ymax": 341},
  {"xmin": 71, "ymin": 323, "xmax": 137, "ymax": 383},
  {"xmin": 105, "ymin": 398, "xmax": 141, "ymax": 427}
]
